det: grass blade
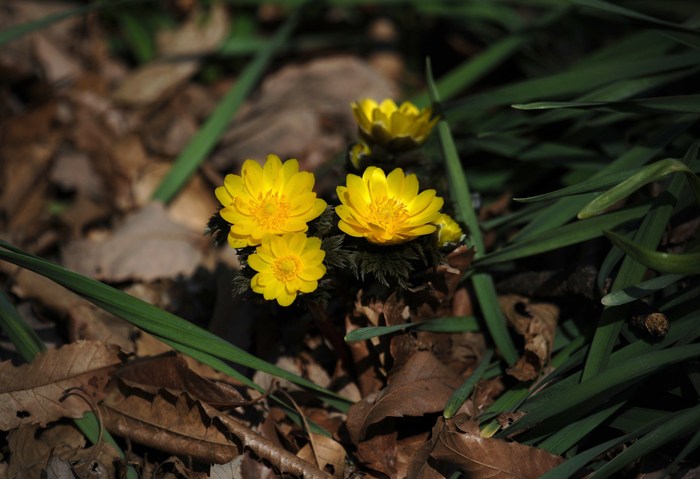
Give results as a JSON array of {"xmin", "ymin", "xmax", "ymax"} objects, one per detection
[
  {"xmin": 151, "ymin": 5, "xmax": 302, "ymax": 203},
  {"xmin": 601, "ymin": 274, "xmax": 686, "ymax": 306},
  {"xmin": 511, "ymin": 344, "xmax": 700, "ymax": 433},
  {"xmin": 514, "ymin": 95, "xmax": 700, "ymax": 114},
  {"xmin": 573, "ymin": 0, "xmax": 700, "ymax": 35},
  {"xmin": 605, "ymin": 231, "xmax": 700, "ymax": 274},
  {"xmin": 344, "ymin": 316, "xmax": 479, "ymax": 342},
  {"xmin": 443, "ymin": 349, "xmax": 494, "ymax": 419},
  {"xmin": 590, "ymin": 404, "xmax": 700, "ymax": 479},
  {"xmin": 475, "ymin": 203, "xmax": 651, "ymax": 267},
  {"xmin": 578, "ymin": 158, "xmax": 700, "ymax": 218},
  {"xmin": 427, "ymin": 60, "xmax": 518, "ymax": 365}
]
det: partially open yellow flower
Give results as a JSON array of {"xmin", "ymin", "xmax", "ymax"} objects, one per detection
[
  {"xmin": 351, "ymin": 98, "xmax": 439, "ymax": 151},
  {"xmin": 336, "ymin": 167, "xmax": 444, "ymax": 245},
  {"xmin": 215, "ymin": 154, "xmax": 327, "ymax": 249},
  {"xmin": 349, "ymin": 142, "xmax": 371, "ymax": 170},
  {"xmin": 248, "ymin": 233, "xmax": 326, "ymax": 306},
  {"xmin": 434, "ymin": 213, "xmax": 463, "ymax": 246}
]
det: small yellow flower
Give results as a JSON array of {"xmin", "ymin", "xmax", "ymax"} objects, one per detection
[
  {"xmin": 434, "ymin": 213, "xmax": 463, "ymax": 246},
  {"xmin": 351, "ymin": 98, "xmax": 439, "ymax": 151},
  {"xmin": 336, "ymin": 167, "xmax": 444, "ymax": 245},
  {"xmin": 349, "ymin": 142, "xmax": 371, "ymax": 170},
  {"xmin": 215, "ymin": 154, "xmax": 327, "ymax": 249},
  {"xmin": 248, "ymin": 233, "xmax": 326, "ymax": 306}
]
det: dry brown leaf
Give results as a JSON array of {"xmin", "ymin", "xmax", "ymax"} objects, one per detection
[
  {"xmin": 216, "ymin": 414, "xmax": 333, "ymax": 479},
  {"xmin": 115, "ymin": 353, "xmax": 248, "ymax": 407},
  {"xmin": 62, "ymin": 202, "xmax": 204, "ymax": 282},
  {"xmin": 7, "ymin": 423, "xmax": 85, "ymax": 479},
  {"xmin": 297, "ymin": 434, "xmax": 346, "ymax": 478},
  {"xmin": 355, "ymin": 427, "xmax": 399, "ymax": 478},
  {"xmin": 212, "ymin": 56, "xmax": 394, "ymax": 171},
  {"xmin": 112, "ymin": 4, "xmax": 229, "ymax": 106},
  {"xmin": 0, "ymin": 341, "xmax": 124, "ymax": 429},
  {"xmin": 500, "ymin": 295, "xmax": 559, "ymax": 382},
  {"xmin": 100, "ymin": 388, "xmax": 239, "ymax": 464},
  {"xmin": 407, "ymin": 416, "xmax": 563, "ymax": 479},
  {"xmin": 347, "ymin": 350, "xmax": 462, "ymax": 442}
]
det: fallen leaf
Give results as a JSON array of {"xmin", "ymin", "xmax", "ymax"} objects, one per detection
[
  {"xmin": 7, "ymin": 423, "xmax": 85, "ymax": 479},
  {"xmin": 101, "ymin": 388, "xmax": 239, "ymax": 464},
  {"xmin": 116, "ymin": 353, "xmax": 248, "ymax": 407},
  {"xmin": 347, "ymin": 350, "xmax": 462, "ymax": 441},
  {"xmin": 62, "ymin": 202, "xmax": 204, "ymax": 282},
  {"xmin": 407, "ymin": 416, "xmax": 563, "ymax": 479},
  {"xmin": 500, "ymin": 295, "xmax": 559, "ymax": 382},
  {"xmin": 112, "ymin": 4, "xmax": 229, "ymax": 107},
  {"xmin": 0, "ymin": 341, "xmax": 124, "ymax": 429},
  {"xmin": 212, "ymin": 56, "xmax": 395, "ymax": 171}
]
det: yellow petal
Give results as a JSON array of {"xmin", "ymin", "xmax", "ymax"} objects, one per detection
[
  {"xmin": 386, "ymin": 168, "xmax": 405, "ymax": 198},
  {"xmin": 242, "ymin": 159, "xmax": 263, "ymax": 197},
  {"xmin": 215, "ymin": 186, "xmax": 233, "ymax": 207},
  {"xmin": 276, "ymin": 290, "xmax": 296, "ymax": 307},
  {"xmin": 262, "ymin": 154, "xmax": 283, "ymax": 191},
  {"xmin": 248, "ymin": 253, "xmax": 269, "ymax": 272},
  {"xmin": 299, "ymin": 279, "xmax": 318, "ymax": 293},
  {"xmin": 287, "ymin": 232, "xmax": 306, "ymax": 255}
]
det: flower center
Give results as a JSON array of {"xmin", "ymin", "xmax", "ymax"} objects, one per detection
[
  {"xmin": 368, "ymin": 196, "xmax": 409, "ymax": 233},
  {"xmin": 251, "ymin": 192, "xmax": 290, "ymax": 232},
  {"xmin": 272, "ymin": 256, "xmax": 302, "ymax": 282}
]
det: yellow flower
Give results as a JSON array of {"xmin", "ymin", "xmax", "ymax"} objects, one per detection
[
  {"xmin": 215, "ymin": 154, "xmax": 327, "ymax": 249},
  {"xmin": 349, "ymin": 142, "xmax": 371, "ymax": 170},
  {"xmin": 248, "ymin": 233, "xmax": 326, "ymax": 306},
  {"xmin": 336, "ymin": 167, "xmax": 444, "ymax": 245},
  {"xmin": 434, "ymin": 213, "xmax": 463, "ymax": 246},
  {"xmin": 351, "ymin": 98, "xmax": 439, "ymax": 151}
]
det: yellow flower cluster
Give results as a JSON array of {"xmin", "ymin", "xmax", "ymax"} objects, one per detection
[
  {"xmin": 216, "ymin": 154, "xmax": 326, "ymax": 306},
  {"xmin": 214, "ymin": 99, "xmax": 462, "ymax": 306}
]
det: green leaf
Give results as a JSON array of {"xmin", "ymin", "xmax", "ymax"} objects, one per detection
[
  {"xmin": 601, "ymin": 274, "xmax": 686, "ymax": 306},
  {"xmin": 514, "ymin": 168, "xmax": 646, "ymax": 203},
  {"xmin": 151, "ymin": 6, "xmax": 302, "ymax": 203},
  {"xmin": 510, "ymin": 344, "xmax": 700, "ymax": 433},
  {"xmin": 573, "ymin": 0, "xmax": 700, "ymax": 35},
  {"xmin": 427, "ymin": 59, "xmax": 518, "ymax": 365},
  {"xmin": 443, "ymin": 349, "xmax": 494, "ymax": 419},
  {"xmin": 604, "ymin": 231, "xmax": 700, "ymax": 274},
  {"xmin": 513, "ymin": 117, "xmax": 695, "ymax": 240},
  {"xmin": 590, "ymin": 404, "xmax": 700, "ymax": 478},
  {"xmin": 578, "ymin": 158, "xmax": 700, "ymax": 218},
  {"xmin": 514, "ymin": 95, "xmax": 700, "ymax": 114},
  {"xmin": 0, "ymin": 241, "xmax": 351, "ymax": 412},
  {"xmin": 344, "ymin": 316, "xmax": 479, "ymax": 342},
  {"xmin": 475, "ymin": 203, "xmax": 651, "ymax": 267}
]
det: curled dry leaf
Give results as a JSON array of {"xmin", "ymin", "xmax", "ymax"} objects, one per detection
[
  {"xmin": 499, "ymin": 295, "xmax": 559, "ymax": 382},
  {"xmin": 407, "ymin": 416, "xmax": 563, "ymax": 479},
  {"xmin": 0, "ymin": 341, "xmax": 124, "ymax": 429},
  {"xmin": 7, "ymin": 423, "xmax": 86, "ymax": 479},
  {"xmin": 100, "ymin": 388, "xmax": 239, "ymax": 464},
  {"xmin": 297, "ymin": 433, "xmax": 347, "ymax": 478},
  {"xmin": 62, "ymin": 202, "xmax": 204, "ymax": 282},
  {"xmin": 347, "ymin": 350, "xmax": 462, "ymax": 442}
]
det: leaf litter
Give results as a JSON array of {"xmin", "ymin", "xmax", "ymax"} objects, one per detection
[{"xmin": 1, "ymin": 1, "xmax": 680, "ymax": 478}]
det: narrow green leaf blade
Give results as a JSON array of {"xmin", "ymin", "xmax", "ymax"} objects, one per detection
[
  {"xmin": 444, "ymin": 349, "xmax": 494, "ymax": 419},
  {"xmin": 605, "ymin": 231, "xmax": 700, "ymax": 274}
]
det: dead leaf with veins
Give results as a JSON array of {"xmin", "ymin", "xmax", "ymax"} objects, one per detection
[{"xmin": 0, "ymin": 341, "xmax": 124, "ymax": 429}]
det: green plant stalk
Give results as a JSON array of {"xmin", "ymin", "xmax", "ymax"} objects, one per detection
[
  {"xmin": 151, "ymin": 4, "xmax": 303, "ymax": 203},
  {"xmin": 427, "ymin": 60, "xmax": 518, "ymax": 365},
  {"xmin": 582, "ymin": 146, "xmax": 695, "ymax": 380},
  {"xmin": 0, "ymin": 291, "xmax": 137, "ymax": 479}
]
